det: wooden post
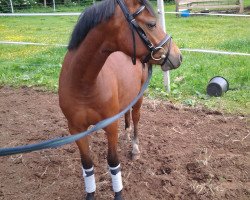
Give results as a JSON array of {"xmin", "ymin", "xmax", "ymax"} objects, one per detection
[
  {"xmin": 239, "ymin": 0, "xmax": 244, "ymax": 13},
  {"xmin": 44, "ymin": 0, "xmax": 47, "ymax": 8},
  {"xmin": 157, "ymin": 0, "xmax": 171, "ymax": 93},
  {"xmin": 175, "ymin": 0, "xmax": 180, "ymax": 17}
]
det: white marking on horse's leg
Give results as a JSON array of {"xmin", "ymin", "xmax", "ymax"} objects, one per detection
[
  {"xmin": 125, "ymin": 126, "xmax": 132, "ymax": 142},
  {"xmin": 82, "ymin": 166, "xmax": 96, "ymax": 193},
  {"xmin": 109, "ymin": 164, "xmax": 123, "ymax": 193},
  {"xmin": 132, "ymin": 139, "xmax": 140, "ymax": 160}
]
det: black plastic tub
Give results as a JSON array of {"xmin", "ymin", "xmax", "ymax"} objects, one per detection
[{"xmin": 207, "ymin": 76, "xmax": 229, "ymax": 97}]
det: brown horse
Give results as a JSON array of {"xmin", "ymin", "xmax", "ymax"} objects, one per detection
[{"xmin": 59, "ymin": 0, "xmax": 182, "ymax": 199}]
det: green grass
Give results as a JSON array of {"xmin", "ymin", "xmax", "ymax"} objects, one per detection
[
  {"xmin": 0, "ymin": 11, "xmax": 249, "ymax": 115},
  {"xmin": 245, "ymin": 0, "xmax": 250, "ymax": 7},
  {"xmin": 149, "ymin": 53, "xmax": 249, "ymax": 114}
]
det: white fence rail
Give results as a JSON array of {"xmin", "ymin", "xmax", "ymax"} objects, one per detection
[
  {"xmin": 1, "ymin": 41, "xmax": 249, "ymax": 56},
  {"xmin": 1, "ymin": 12, "xmax": 250, "ymax": 17},
  {"xmin": 164, "ymin": 11, "xmax": 250, "ymax": 17}
]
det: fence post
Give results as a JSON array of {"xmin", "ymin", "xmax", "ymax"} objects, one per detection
[
  {"xmin": 239, "ymin": 0, "xmax": 244, "ymax": 13},
  {"xmin": 53, "ymin": 0, "xmax": 56, "ymax": 12},
  {"xmin": 175, "ymin": 0, "xmax": 179, "ymax": 17},
  {"xmin": 157, "ymin": 0, "xmax": 171, "ymax": 93},
  {"xmin": 9, "ymin": 0, "xmax": 14, "ymax": 13}
]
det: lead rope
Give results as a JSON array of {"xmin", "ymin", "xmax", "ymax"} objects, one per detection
[{"xmin": 0, "ymin": 65, "xmax": 152, "ymax": 156}]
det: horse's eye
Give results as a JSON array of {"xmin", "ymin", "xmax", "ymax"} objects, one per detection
[{"xmin": 146, "ymin": 22, "xmax": 156, "ymax": 30}]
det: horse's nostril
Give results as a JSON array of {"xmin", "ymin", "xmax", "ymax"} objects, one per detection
[{"xmin": 179, "ymin": 54, "xmax": 183, "ymax": 63}]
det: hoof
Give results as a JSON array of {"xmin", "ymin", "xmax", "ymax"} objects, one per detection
[
  {"xmin": 132, "ymin": 153, "xmax": 140, "ymax": 161},
  {"xmin": 114, "ymin": 191, "xmax": 123, "ymax": 200},
  {"xmin": 86, "ymin": 192, "xmax": 95, "ymax": 200}
]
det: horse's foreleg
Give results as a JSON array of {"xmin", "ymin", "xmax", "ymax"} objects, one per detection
[
  {"xmin": 131, "ymin": 97, "xmax": 143, "ymax": 160},
  {"xmin": 69, "ymin": 126, "xmax": 96, "ymax": 200},
  {"xmin": 104, "ymin": 121, "xmax": 123, "ymax": 200}
]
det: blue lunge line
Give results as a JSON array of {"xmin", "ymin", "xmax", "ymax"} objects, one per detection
[{"xmin": 0, "ymin": 65, "xmax": 152, "ymax": 156}]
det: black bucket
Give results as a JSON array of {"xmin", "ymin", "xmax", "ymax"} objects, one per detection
[{"xmin": 206, "ymin": 76, "xmax": 229, "ymax": 97}]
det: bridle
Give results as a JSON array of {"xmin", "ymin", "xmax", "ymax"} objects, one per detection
[{"xmin": 116, "ymin": 0, "xmax": 172, "ymax": 66}]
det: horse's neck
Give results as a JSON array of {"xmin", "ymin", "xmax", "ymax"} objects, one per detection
[{"xmin": 70, "ymin": 28, "xmax": 113, "ymax": 86}]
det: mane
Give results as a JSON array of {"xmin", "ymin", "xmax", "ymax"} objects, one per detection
[
  {"xmin": 68, "ymin": 0, "xmax": 155, "ymax": 50},
  {"xmin": 68, "ymin": 0, "xmax": 116, "ymax": 50}
]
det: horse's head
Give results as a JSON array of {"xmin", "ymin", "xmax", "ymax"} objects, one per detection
[
  {"xmin": 114, "ymin": 0, "xmax": 182, "ymax": 71},
  {"xmin": 68, "ymin": 0, "xmax": 181, "ymax": 70}
]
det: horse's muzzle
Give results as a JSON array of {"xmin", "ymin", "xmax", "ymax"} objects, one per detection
[{"xmin": 161, "ymin": 54, "xmax": 182, "ymax": 71}]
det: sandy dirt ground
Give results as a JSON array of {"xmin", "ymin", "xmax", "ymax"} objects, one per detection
[{"xmin": 0, "ymin": 86, "xmax": 249, "ymax": 200}]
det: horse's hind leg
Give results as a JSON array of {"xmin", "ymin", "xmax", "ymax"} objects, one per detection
[
  {"xmin": 104, "ymin": 121, "xmax": 123, "ymax": 200},
  {"xmin": 124, "ymin": 110, "xmax": 132, "ymax": 142},
  {"xmin": 69, "ymin": 125, "xmax": 96, "ymax": 200},
  {"xmin": 131, "ymin": 97, "xmax": 143, "ymax": 160}
]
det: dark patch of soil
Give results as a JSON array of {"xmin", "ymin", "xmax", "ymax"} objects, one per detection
[{"xmin": 0, "ymin": 86, "xmax": 249, "ymax": 200}]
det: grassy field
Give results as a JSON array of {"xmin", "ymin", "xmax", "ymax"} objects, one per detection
[{"xmin": 0, "ymin": 4, "xmax": 249, "ymax": 115}]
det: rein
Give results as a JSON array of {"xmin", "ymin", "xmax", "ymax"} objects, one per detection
[{"xmin": 0, "ymin": 65, "xmax": 152, "ymax": 156}]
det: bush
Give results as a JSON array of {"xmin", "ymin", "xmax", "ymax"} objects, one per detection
[
  {"xmin": 0, "ymin": 0, "xmax": 10, "ymax": 12},
  {"xmin": 0, "ymin": 0, "xmax": 38, "ymax": 12},
  {"xmin": 0, "ymin": 0, "xmax": 175, "ymax": 13},
  {"xmin": 164, "ymin": 0, "xmax": 175, "ymax": 2},
  {"xmin": 0, "ymin": 0, "xmax": 93, "ymax": 12}
]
